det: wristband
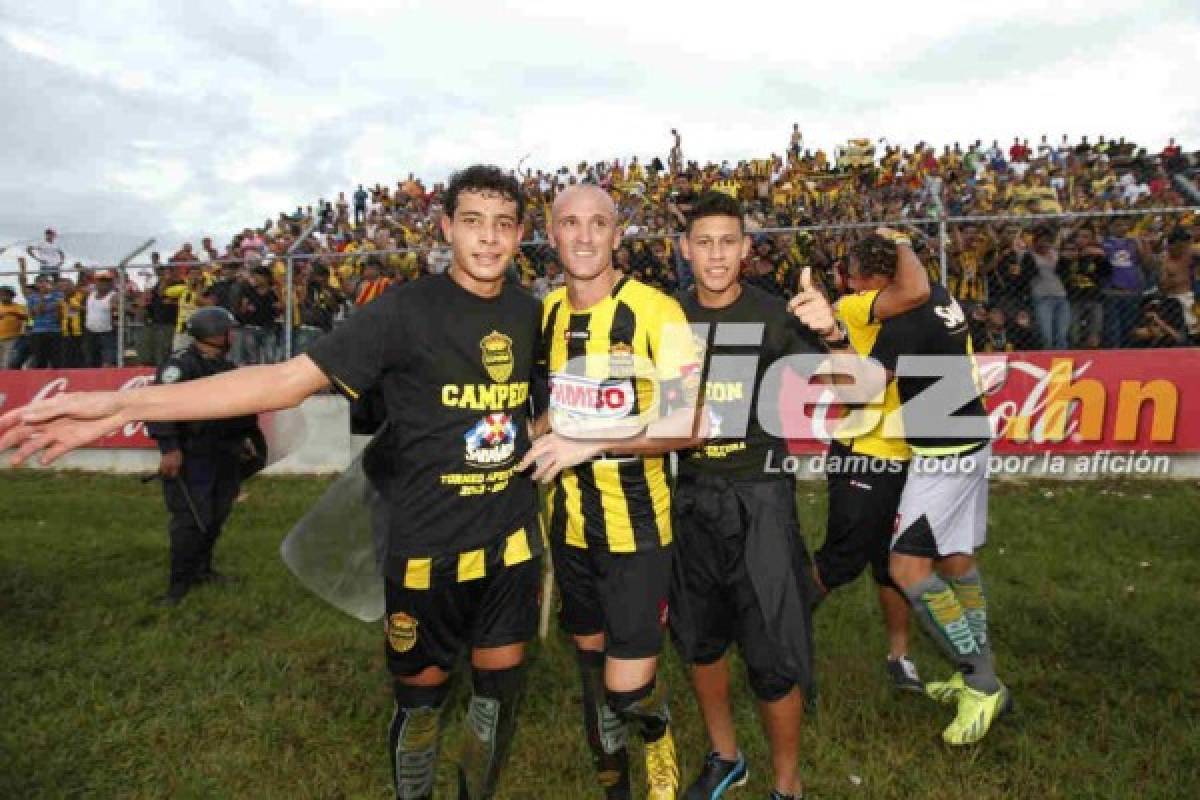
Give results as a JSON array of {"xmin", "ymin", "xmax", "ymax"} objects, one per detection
[{"xmin": 822, "ymin": 320, "xmax": 850, "ymax": 349}]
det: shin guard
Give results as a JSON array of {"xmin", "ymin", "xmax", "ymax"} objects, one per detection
[
  {"xmin": 388, "ymin": 681, "xmax": 451, "ymax": 800},
  {"xmin": 576, "ymin": 649, "xmax": 630, "ymax": 797},
  {"xmin": 457, "ymin": 665, "xmax": 526, "ymax": 800}
]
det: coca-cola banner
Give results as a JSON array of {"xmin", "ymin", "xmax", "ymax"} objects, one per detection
[
  {"xmin": 2, "ymin": 351, "xmax": 1197, "ymax": 454},
  {"xmin": 0, "ymin": 368, "xmax": 157, "ymax": 448},
  {"xmin": 778, "ymin": 349, "xmax": 1200, "ymax": 455}
]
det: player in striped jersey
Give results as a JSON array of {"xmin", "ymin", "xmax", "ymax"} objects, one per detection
[
  {"xmin": 519, "ymin": 185, "xmax": 705, "ymax": 800},
  {"xmin": 813, "ymin": 230, "xmax": 931, "ymax": 695},
  {"xmin": 791, "ymin": 234, "xmax": 1010, "ymax": 747}
]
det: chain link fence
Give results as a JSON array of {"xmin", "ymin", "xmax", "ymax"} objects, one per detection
[{"xmin": 1, "ymin": 207, "xmax": 1196, "ymax": 370}]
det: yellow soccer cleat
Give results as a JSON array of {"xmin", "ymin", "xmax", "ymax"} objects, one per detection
[
  {"xmin": 942, "ymin": 683, "xmax": 1010, "ymax": 746},
  {"xmin": 644, "ymin": 727, "xmax": 680, "ymax": 800},
  {"xmin": 925, "ymin": 671, "xmax": 967, "ymax": 705}
]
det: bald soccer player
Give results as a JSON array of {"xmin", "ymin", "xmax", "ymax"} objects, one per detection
[{"xmin": 519, "ymin": 185, "xmax": 705, "ymax": 800}]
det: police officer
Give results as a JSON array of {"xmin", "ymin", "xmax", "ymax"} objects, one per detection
[{"xmin": 148, "ymin": 307, "xmax": 262, "ymax": 606}]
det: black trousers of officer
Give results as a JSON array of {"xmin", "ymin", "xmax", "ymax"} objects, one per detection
[{"xmin": 162, "ymin": 451, "xmax": 241, "ymax": 588}]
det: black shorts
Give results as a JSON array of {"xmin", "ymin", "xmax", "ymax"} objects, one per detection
[
  {"xmin": 552, "ymin": 540, "xmax": 671, "ymax": 661},
  {"xmin": 670, "ymin": 476, "xmax": 816, "ymax": 702},
  {"xmin": 383, "ymin": 556, "xmax": 542, "ymax": 677},
  {"xmin": 815, "ymin": 442, "xmax": 908, "ymax": 591}
]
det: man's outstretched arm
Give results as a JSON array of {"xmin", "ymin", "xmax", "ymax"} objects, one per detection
[
  {"xmin": 0, "ymin": 355, "xmax": 330, "ymax": 466},
  {"xmin": 870, "ymin": 228, "xmax": 931, "ymax": 321}
]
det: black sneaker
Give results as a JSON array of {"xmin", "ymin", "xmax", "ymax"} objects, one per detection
[
  {"xmin": 886, "ymin": 655, "xmax": 925, "ymax": 694},
  {"xmin": 768, "ymin": 791, "xmax": 803, "ymax": 800},
  {"xmin": 196, "ymin": 569, "xmax": 241, "ymax": 586},
  {"xmin": 684, "ymin": 751, "xmax": 747, "ymax": 800},
  {"xmin": 155, "ymin": 583, "xmax": 190, "ymax": 607}
]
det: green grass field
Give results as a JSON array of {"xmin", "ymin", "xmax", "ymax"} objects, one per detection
[{"xmin": 2, "ymin": 471, "xmax": 1198, "ymax": 799}]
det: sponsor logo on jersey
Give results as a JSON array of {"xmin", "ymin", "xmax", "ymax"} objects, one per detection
[
  {"xmin": 549, "ymin": 374, "xmax": 636, "ymax": 419},
  {"xmin": 464, "ymin": 412, "xmax": 517, "ymax": 467},
  {"xmin": 386, "ymin": 612, "xmax": 419, "ymax": 653},
  {"xmin": 480, "ymin": 330, "xmax": 514, "ymax": 383}
]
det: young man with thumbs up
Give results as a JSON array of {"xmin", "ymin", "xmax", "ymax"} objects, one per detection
[
  {"xmin": 792, "ymin": 232, "xmax": 1010, "ymax": 747},
  {"xmin": 669, "ymin": 191, "xmax": 833, "ymax": 800}
]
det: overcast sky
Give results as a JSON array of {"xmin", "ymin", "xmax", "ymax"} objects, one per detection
[{"xmin": 0, "ymin": 0, "xmax": 1197, "ymax": 264}]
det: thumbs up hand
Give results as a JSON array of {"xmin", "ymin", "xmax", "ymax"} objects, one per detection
[{"xmin": 787, "ymin": 267, "xmax": 838, "ymax": 339}]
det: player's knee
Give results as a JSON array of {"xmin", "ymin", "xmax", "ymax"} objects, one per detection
[
  {"xmin": 395, "ymin": 664, "xmax": 451, "ymax": 690},
  {"xmin": 471, "ymin": 643, "xmax": 525, "ymax": 672},
  {"xmin": 392, "ymin": 677, "xmax": 451, "ymax": 709},
  {"xmin": 870, "ymin": 557, "xmax": 898, "ymax": 589},
  {"xmin": 471, "ymin": 664, "xmax": 525, "ymax": 700},
  {"xmin": 573, "ymin": 632, "xmax": 605, "ymax": 653},
  {"xmin": 747, "ymin": 666, "xmax": 795, "ymax": 703},
  {"xmin": 887, "ymin": 552, "xmax": 928, "ymax": 588}
]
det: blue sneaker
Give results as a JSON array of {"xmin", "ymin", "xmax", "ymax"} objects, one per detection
[{"xmin": 684, "ymin": 751, "xmax": 748, "ymax": 799}]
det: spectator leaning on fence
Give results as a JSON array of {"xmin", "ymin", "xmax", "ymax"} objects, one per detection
[
  {"xmin": 165, "ymin": 268, "xmax": 213, "ymax": 352},
  {"xmin": 23, "ymin": 267, "xmax": 63, "ymax": 369},
  {"xmin": 84, "ymin": 271, "xmax": 119, "ymax": 367},
  {"xmin": 140, "ymin": 263, "xmax": 181, "ymax": 367},
  {"xmin": 233, "ymin": 266, "xmax": 279, "ymax": 365},
  {"xmin": 0, "ymin": 286, "xmax": 27, "ymax": 369},
  {"xmin": 59, "ymin": 277, "xmax": 85, "ymax": 368},
  {"xmin": 1059, "ymin": 228, "xmax": 1109, "ymax": 348},
  {"xmin": 1159, "ymin": 227, "xmax": 1198, "ymax": 338},
  {"xmin": 1101, "ymin": 217, "xmax": 1149, "ymax": 348},
  {"xmin": 1022, "ymin": 226, "xmax": 1071, "ymax": 350}
]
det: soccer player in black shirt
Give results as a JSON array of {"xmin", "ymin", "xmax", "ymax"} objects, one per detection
[
  {"xmin": 2, "ymin": 165, "xmax": 542, "ymax": 800},
  {"xmin": 670, "ymin": 191, "xmax": 828, "ymax": 800},
  {"xmin": 791, "ymin": 233, "xmax": 1010, "ymax": 747}
]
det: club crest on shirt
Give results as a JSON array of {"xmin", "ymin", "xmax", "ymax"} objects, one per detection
[
  {"xmin": 464, "ymin": 412, "xmax": 517, "ymax": 467},
  {"xmin": 386, "ymin": 612, "xmax": 419, "ymax": 653},
  {"xmin": 480, "ymin": 330, "xmax": 514, "ymax": 383},
  {"xmin": 609, "ymin": 341, "xmax": 635, "ymax": 378}
]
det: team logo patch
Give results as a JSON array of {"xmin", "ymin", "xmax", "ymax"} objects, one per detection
[
  {"xmin": 160, "ymin": 365, "xmax": 183, "ymax": 384},
  {"xmin": 464, "ymin": 412, "xmax": 517, "ymax": 467},
  {"xmin": 386, "ymin": 612, "xmax": 419, "ymax": 653},
  {"xmin": 480, "ymin": 331, "xmax": 514, "ymax": 383},
  {"xmin": 609, "ymin": 342, "xmax": 635, "ymax": 378}
]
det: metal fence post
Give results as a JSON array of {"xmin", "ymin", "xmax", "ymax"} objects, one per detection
[
  {"xmin": 115, "ymin": 238, "xmax": 155, "ymax": 367},
  {"xmin": 284, "ymin": 253, "xmax": 294, "ymax": 360},
  {"xmin": 938, "ymin": 216, "xmax": 949, "ymax": 288}
]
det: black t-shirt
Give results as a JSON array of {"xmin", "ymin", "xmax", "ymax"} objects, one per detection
[
  {"xmin": 238, "ymin": 285, "xmax": 278, "ymax": 327},
  {"xmin": 1060, "ymin": 253, "xmax": 1109, "ymax": 301},
  {"xmin": 305, "ymin": 274, "xmax": 542, "ymax": 569},
  {"xmin": 677, "ymin": 283, "xmax": 822, "ymax": 479},
  {"xmin": 868, "ymin": 284, "xmax": 991, "ymax": 456},
  {"xmin": 147, "ymin": 281, "xmax": 180, "ymax": 326}
]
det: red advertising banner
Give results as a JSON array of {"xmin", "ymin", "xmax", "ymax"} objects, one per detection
[
  {"xmin": 0, "ymin": 368, "xmax": 157, "ymax": 448},
  {"xmin": 2, "ymin": 350, "xmax": 1198, "ymax": 454},
  {"xmin": 779, "ymin": 349, "xmax": 1200, "ymax": 454}
]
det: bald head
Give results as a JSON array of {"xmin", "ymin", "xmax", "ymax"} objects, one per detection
[
  {"xmin": 552, "ymin": 184, "xmax": 616, "ymax": 222},
  {"xmin": 551, "ymin": 184, "xmax": 621, "ymax": 284}
]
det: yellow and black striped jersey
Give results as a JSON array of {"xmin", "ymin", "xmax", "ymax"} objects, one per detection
[
  {"xmin": 540, "ymin": 277, "xmax": 698, "ymax": 553},
  {"xmin": 60, "ymin": 294, "xmax": 83, "ymax": 337},
  {"xmin": 833, "ymin": 290, "xmax": 911, "ymax": 461}
]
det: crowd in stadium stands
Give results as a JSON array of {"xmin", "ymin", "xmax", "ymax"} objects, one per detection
[{"xmin": 2, "ymin": 130, "xmax": 1198, "ymax": 370}]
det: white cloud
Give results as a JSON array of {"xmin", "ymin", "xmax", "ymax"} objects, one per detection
[{"xmin": 0, "ymin": 0, "xmax": 1194, "ymax": 261}]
